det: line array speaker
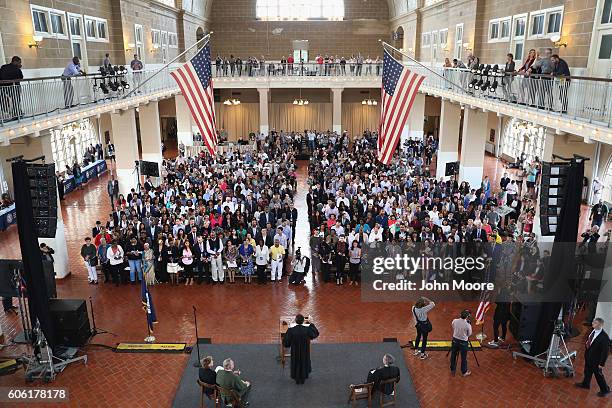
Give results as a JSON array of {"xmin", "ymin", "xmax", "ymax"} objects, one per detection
[{"xmin": 26, "ymin": 164, "xmax": 58, "ymax": 238}]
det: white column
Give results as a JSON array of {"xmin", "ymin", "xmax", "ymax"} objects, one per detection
[
  {"xmin": 406, "ymin": 93, "xmax": 425, "ymax": 140},
  {"xmin": 139, "ymin": 101, "xmax": 163, "ymax": 175},
  {"xmin": 258, "ymin": 88, "xmax": 269, "ymax": 135},
  {"xmin": 175, "ymin": 94, "xmax": 193, "ymax": 147},
  {"xmin": 459, "ymin": 108, "xmax": 488, "ymax": 188},
  {"xmin": 542, "ymin": 128, "xmax": 555, "ymax": 162},
  {"xmin": 331, "ymin": 88, "xmax": 343, "ymax": 134},
  {"xmin": 111, "ymin": 108, "xmax": 140, "ymax": 195},
  {"xmin": 589, "ymin": 141, "xmax": 602, "ymax": 205},
  {"xmin": 595, "ymin": 244, "xmax": 612, "ymax": 333},
  {"xmin": 436, "ymin": 100, "xmax": 461, "ymax": 179},
  {"xmin": 38, "ymin": 131, "xmax": 70, "ymax": 279}
]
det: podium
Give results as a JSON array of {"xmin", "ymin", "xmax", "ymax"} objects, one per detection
[{"xmin": 279, "ymin": 316, "xmax": 293, "ymax": 367}]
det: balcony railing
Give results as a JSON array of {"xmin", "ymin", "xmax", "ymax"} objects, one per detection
[
  {"xmin": 2, "ymin": 62, "xmax": 611, "ymax": 130},
  {"xmin": 0, "ymin": 68, "xmax": 178, "ymax": 126}
]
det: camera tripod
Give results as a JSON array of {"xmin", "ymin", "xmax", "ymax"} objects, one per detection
[{"xmin": 446, "ymin": 337, "xmax": 480, "ymax": 369}]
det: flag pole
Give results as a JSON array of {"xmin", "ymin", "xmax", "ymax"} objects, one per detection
[
  {"xmin": 380, "ymin": 41, "xmax": 470, "ymax": 93},
  {"xmin": 123, "ymin": 32, "xmax": 213, "ymax": 99}
]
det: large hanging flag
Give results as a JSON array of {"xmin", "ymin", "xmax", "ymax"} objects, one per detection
[
  {"xmin": 377, "ymin": 50, "xmax": 426, "ymax": 164},
  {"xmin": 170, "ymin": 43, "xmax": 217, "ymax": 156},
  {"xmin": 141, "ymin": 279, "xmax": 158, "ymax": 333}
]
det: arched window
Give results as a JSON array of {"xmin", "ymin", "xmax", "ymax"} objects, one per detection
[
  {"xmin": 601, "ymin": 155, "xmax": 612, "ymax": 203},
  {"xmin": 256, "ymin": 0, "xmax": 344, "ymax": 21}
]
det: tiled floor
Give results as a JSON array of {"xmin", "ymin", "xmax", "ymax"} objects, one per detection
[{"xmin": 0, "ymin": 155, "xmax": 610, "ymax": 408}]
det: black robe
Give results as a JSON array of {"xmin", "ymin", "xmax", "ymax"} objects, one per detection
[{"xmin": 283, "ymin": 323, "xmax": 319, "ymax": 383}]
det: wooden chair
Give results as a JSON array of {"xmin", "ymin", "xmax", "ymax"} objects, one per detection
[
  {"xmin": 197, "ymin": 379, "xmax": 219, "ymax": 408},
  {"xmin": 347, "ymin": 382, "xmax": 374, "ymax": 407},
  {"xmin": 216, "ymin": 385, "xmax": 245, "ymax": 408},
  {"xmin": 377, "ymin": 377, "xmax": 399, "ymax": 407}
]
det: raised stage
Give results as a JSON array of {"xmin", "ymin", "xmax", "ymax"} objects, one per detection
[{"xmin": 173, "ymin": 342, "xmax": 419, "ymax": 407}]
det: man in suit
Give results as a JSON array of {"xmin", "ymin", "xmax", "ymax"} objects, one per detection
[
  {"xmin": 216, "ymin": 358, "xmax": 251, "ymax": 405},
  {"xmin": 187, "ymin": 225, "xmax": 199, "ymax": 248},
  {"xmin": 471, "ymin": 220, "xmax": 488, "ymax": 243},
  {"xmin": 92, "ymin": 221, "xmax": 103, "ymax": 238},
  {"xmin": 576, "ymin": 317, "xmax": 610, "ymax": 397},
  {"xmin": 146, "ymin": 218, "xmax": 162, "ymax": 242},
  {"xmin": 193, "ymin": 235, "xmax": 210, "ymax": 284},
  {"xmin": 365, "ymin": 354, "xmax": 401, "ymax": 394},
  {"xmin": 107, "ymin": 176, "xmax": 119, "ymax": 210},
  {"xmin": 258, "ymin": 207, "xmax": 276, "ymax": 228}
]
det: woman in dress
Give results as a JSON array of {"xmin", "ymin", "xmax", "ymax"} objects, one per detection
[
  {"xmin": 142, "ymin": 242, "xmax": 156, "ymax": 285},
  {"xmin": 155, "ymin": 238, "xmax": 169, "ymax": 283},
  {"xmin": 238, "ymin": 239, "xmax": 255, "ymax": 283},
  {"xmin": 181, "ymin": 239, "xmax": 195, "ymax": 285},
  {"xmin": 166, "ymin": 237, "xmax": 180, "ymax": 285}
]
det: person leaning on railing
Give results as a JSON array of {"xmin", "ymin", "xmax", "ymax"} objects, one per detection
[
  {"xmin": 551, "ymin": 54, "xmax": 571, "ymax": 113},
  {"xmin": 62, "ymin": 57, "xmax": 86, "ymax": 108},
  {"xmin": 0, "ymin": 56, "xmax": 24, "ymax": 121}
]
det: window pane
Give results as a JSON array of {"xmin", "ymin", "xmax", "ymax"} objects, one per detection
[
  {"xmin": 70, "ymin": 18, "xmax": 81, "ymax": 36},
  {"xmin": 72, "ymin": 42, "xmax": 82, "ymax": 59},
  {"xmin": 86, "ymin": 20, "xmax": 95, "ymax": 38},
  {"xmin": 515, "ymin": 19, "xmax": 525, "ymax": 37},
  {"xmin": 256, "ymin": 0, "xmax": 343, "ymax": 20},
  {"xmin": 33, "ymin": 11, "xmax": 48, "ymax": 33},
  {"xmin": 602, "ymin": 0, "xmax": 612, "ymax": 24},
  {"xmin": 547, "ymin": 13, "xmax": 561, "ymax": 33},
  {"xmin": 598, "ymin": 34, "xmax": 612, "ymax": 59},
  {"xmin": 532, "ymin": 15, "xmax": 544, "ymax": 35},
  {"xmin": 97, "ymin": 22, "xmax": 106, "ymax": 39},
  {"xmin": 514, "ymin": 42, "xmax": 524, "ymax": 61},
  {"xmin": 490, "ymin": 23, "xmax": 498, "ymax": 39},
  {"xmin": 501, "ymin": 21, "xmax": 510, "ymax": 38},
  {"xmin": 51, "ymin": 14, "xmax": 64, "ymax": 35}
]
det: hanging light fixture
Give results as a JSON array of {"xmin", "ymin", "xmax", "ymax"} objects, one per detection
[
  {"xmin": 294, "ymin": 88, "xmax": 308, "ymax": 105},
  {"xmin": 362, "ymin": 90, "xmax": 378, "ymax": 106},
  {"xmin": 223, "ymin": 89, "xmax": 241, "ymax": 106}
]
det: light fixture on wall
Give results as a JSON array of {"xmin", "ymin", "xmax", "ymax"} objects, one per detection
[
  {"xmin": 293, "ymin": 89, "xmax": 309, "ymax": 105},
  {"xmin": 28, "ymin": 35, "xmax": 43, "ymax": 48},
  {"xmin": 126, "ymin": 43, "xmax": 135, "ymax": 52},
  {"xmin": 550, "ymin": 34, "xmax": 567, "ymax": 48},
  {"xmin": 463, "ymin": 42, "xmax": 472, "ymax": 52},
  {"xmin": 151, "ymin": 43, "xmax": 160, "ymax": 53}
]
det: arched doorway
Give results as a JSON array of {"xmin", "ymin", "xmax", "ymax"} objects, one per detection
[
  {"xmin": 393, "ymin": 26, "xmax": 404, "ymax": 51},
  {"xmin": 196, "ymin": 27, "xmax": 205, "ymax": 49}
]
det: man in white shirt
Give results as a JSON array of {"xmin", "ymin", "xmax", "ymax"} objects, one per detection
[{"xmin": 62, "ymin": 57, "xmax": 85, "ymax": 108}]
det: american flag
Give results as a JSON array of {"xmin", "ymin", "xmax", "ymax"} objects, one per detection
[
  {"xmin": 377, "ymin": 50, "xmax": 426, "ymax": 164},
  {"xmin": 170, "ymin": 43, "xmax": 217, "ymax": 156},
  {"xmin": 474, "ymin": 291, "xmax": 491, "ymax": 325}
]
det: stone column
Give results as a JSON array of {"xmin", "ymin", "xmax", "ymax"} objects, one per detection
[
  {"xmin": 542, "ymin": 128, "xmax": 555, "ymax": 162},
  {"xmin": 38, "ymin": 130, "xmax": 70, "ymax": 279},
  {"xmin": 406, "ymin": 93, "xmax": 425, "ymax": 140},
  {"xmin": 138, "ymin": 101, "xmax": 163, "ymax": 175},
  {"xmin": 331, "ymin": 88, "xmax": 343, "ymax": 134},
  {"xmin": 110, "ymin": 108, "xmax": 140, "ymax": 195},
  {"xmin": 459, "ymin": 107, "xmax": 488, "ymax": 188},
  {"xmin": 436, "ymin": 100, "xmax": 461, "ymax": 179},
  {"xmin": 175, "ymin": 94, "xmax": 194, "ymax": 147},
  {"xmin": 258, "ymin": 88, "xmax": 269, "ymax": 135}
]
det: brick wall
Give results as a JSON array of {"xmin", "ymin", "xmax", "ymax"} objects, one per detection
[{"xmin": 209, "ymin": 0, "xmax": 391, "ymax": 60}]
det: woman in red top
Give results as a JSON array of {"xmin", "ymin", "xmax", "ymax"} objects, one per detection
[{"xmin": 210, "ymin": 211, "xmax": 223, "ymax": 229}]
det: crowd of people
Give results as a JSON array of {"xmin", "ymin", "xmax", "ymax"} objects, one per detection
[
  {"xmin": 213, "ymin": 54, "xmax": 382, "ymax": 77},
  {"xmin": 86, "ymin": 133, "xmax": 300, "ymax": 286}
]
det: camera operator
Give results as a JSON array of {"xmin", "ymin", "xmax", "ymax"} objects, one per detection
[
  {"xmin": 450, "ymin": 310, "xmax": 473, "ymax": 377},
  {"xmin": 289, "ymin": 248, "xmax": 307, "ymax": 284},
  {"xmin": 581, "ymin": 225, "xmax": 601, "ymax": 254}
]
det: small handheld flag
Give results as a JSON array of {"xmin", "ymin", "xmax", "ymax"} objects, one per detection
[{"xmin": 170, "ymin": 43, "xmax": 217, "ymax": 156}]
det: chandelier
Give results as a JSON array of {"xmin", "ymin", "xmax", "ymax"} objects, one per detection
[
  {"xmin": 362, "ymin": 99, "xmax": 378, "ymax": 106},
  {"xmin": 293, "ymin": 89, "xmax": 309, "ymax": 105},
  {"xmin": 223, "ymin": 98, "xmax": 241, "ymax": 105}
]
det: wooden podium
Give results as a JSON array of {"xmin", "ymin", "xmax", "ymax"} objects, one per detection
[{"xmin": 279, "ymin": 316, "xmax": 293, "ymax": 367}]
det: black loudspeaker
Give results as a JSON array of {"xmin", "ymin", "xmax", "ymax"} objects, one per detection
[
  {"xmin": 445, "ymin": 161, "xmax": 459, "ymax": 177},
  {"xmin": 139, "ymin": 160, "xmax": 160, "ymax": 177},
  {"xmin": 48, "ymin": 299, "xmax": 91, "ymax": 346},
  {"xmin": 539, "ymin": 162, "xmax": 570, "ymax": 236},
  {"xmin": 26, "ymin": 164, "xmax": 57, "ymax": 238},
  {"xmin": 0, "ymin": 260, "xmax": 55, "ymax": 298},
  {"xmin": 510, "ymin": 302, "xmax": 541, "ymax": 347}
]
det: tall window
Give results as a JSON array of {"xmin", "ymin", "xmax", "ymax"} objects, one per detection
[{"xmin": 256, "ymin": 0, "xmax": 344, "ymax": 21}]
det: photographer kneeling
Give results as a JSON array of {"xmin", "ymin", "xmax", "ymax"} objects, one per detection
[{"xmin": 450, "ymin": 309, "xmax": 473, "ymax": 377}]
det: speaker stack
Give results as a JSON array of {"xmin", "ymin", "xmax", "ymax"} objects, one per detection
[
  {"xmin": 539, "ymin": 162, "xmax": 570, "ymax": 236},
  {"xmin": 26, "ymin": 163, "xmax": 58, "ymax": 238},
  {"xmin": 138, "ymin": 160, "xmax": 160, "ymax": 177},
  {"xmin": 48, "ymin": 299, "xmax": 91, "ymax": 347}
]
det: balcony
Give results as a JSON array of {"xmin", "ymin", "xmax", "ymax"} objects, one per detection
[{"xmin": 1, "ymin": 63, "xmax": 611, "ymax": 145}]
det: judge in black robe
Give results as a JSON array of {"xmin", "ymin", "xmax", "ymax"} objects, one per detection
[{"xmin": 283, "ymin": 314, "xmax": 320, "ymax": 384}]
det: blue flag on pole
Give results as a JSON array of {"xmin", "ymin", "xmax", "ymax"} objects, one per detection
[{"xmin": 141, "ymin": 279, "xmax": 158, "ymax": 332}]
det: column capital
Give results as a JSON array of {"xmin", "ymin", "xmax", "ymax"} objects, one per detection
[
  {"xmin": 331, "ymin": 88, "xmax": 344, "ymax": 94},
  {"xmin": 257, "ymin": 88, "xmax": 270, "ymax": 95}
]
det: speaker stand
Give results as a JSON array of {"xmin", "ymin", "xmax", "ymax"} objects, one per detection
[{"xmin": 88, "ymin": 297, "xmax": 117, "ymax": 340}]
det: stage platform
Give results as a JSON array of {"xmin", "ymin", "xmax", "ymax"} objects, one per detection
[{"xmin": 173, "ymin": 342, "xmax": 419, "ymax": 407}]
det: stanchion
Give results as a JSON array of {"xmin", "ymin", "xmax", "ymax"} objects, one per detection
[{"xmin": 193, "ymin": 306, "xmax": 201, "ymax": 367}]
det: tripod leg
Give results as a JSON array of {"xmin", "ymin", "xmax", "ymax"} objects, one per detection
[{"xmin": 469, "ymin": 339, "xmax": 480, "ymax": 367}]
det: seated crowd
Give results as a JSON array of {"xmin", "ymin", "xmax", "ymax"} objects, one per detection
[{"xmin": 84, "ymin": 133, "xmax": 299, "ymax": 286}]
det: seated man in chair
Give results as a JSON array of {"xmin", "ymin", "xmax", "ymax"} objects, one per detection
[
  {"xmin": 216, "ymin": 358, "xmax": 251, "ymax": 406},
  {"xmin": 366, "ymin": 354, "xmax": 400, "ymax": 395}
]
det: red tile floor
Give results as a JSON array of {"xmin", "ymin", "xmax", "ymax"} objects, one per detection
[{"xmin": 0, "ymin": 154, "xmax": 610, "ymax": 408}]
